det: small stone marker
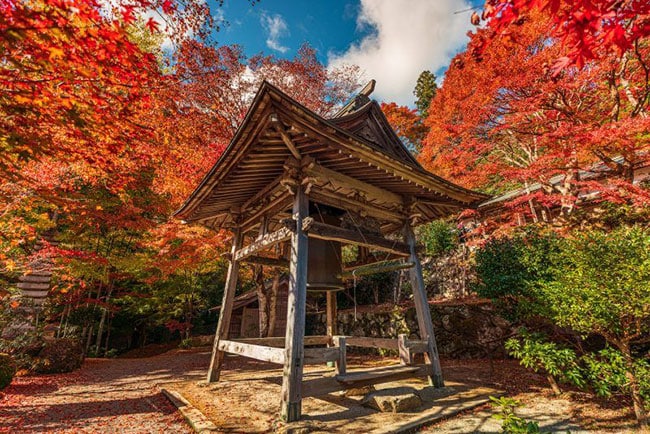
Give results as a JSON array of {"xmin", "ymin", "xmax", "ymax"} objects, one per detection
[{"xmin": 362, "ymin": 387, "xmax": 422, "ymax": 413}]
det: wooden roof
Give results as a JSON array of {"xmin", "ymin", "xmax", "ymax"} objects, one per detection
[{"xmin": 175, "ymin": 81, "xmax": 489, "ymax": 234}]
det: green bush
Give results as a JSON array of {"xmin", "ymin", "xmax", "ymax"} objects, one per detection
[
  {"xmin": 418, "ymin": 220, "xmax": 458, "ymax": 256},
  {"xmin": 0, "ymin": 353, "xmax": 16, "ymax": 390},
  {"xmin": 582, "ymin": 347, "xmax": 650, "ymax": 405},
  {"xmin": 477, "ymin": 226, "xmax": 650, "ymax": 424},
  {"xmin": 490, "ymin": 396, "xmax": 540, "ymax": 433},
  {"xmin": 505, "ymin": 329, "xmax": 584, "ymax": 394},
  {"xmin": 33, "ymin": 339, "xmax": 84, "ymax": 374},
  {"xmin": 472, "ymin": 230, "xmax": 559, "ymax": 320}
]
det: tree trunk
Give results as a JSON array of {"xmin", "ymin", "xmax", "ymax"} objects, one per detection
[
  {"xmin": 547, "ymin": 374, "xmax": 562, "ymax": 396},
  {"xmin": 621, "ymin": 343, "xmax": 648, "ymax": 426},
  {"xmin": 84, "ymin": 324, "xmax": 94, "ymax": 356},
  {"xmin": 94, "ymin": 283, "xmax": 114, "ymax": 356},
  {"xmin": 103, "ymin": 314, "xmax": 112, "ymax": 355}
]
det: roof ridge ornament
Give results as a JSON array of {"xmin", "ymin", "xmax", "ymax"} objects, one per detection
[{"xmin": 333, "ymin": 79, "xmax": 376, "ymax": 118}]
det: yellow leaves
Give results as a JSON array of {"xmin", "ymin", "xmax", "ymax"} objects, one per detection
[
  {"xmin": 49, "ymin": 47, "xmax": 65, "ymax": 61},
  {"xmin": 5, "ymin": 259, "xmax": 16, "ymax": 272}
]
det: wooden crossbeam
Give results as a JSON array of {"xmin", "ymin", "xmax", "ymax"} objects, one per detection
[
  {"xmin": 232, "ymin": 336, "xmax": 331, "ymax": 347},
  {"xmin": 301, "ymin": 218, "xmax": 410, "ymax": 257},
  {"xmin": 345, "ymin": 337, "xmax": 399, "ymax": 350},
  {"xmin": 335, "ymin": 365, "xmax": 422, "ymax": 385},
  {"xmin": 339, "ymin": 260, "xmax": 414, "ymax": 279},
  {"xmin": 233, "ymin": 227, "xmax": 292, "ymax": 261},
  {"xmin": 217, "ymin": 339, "xmax": 285, "ymax": 364},
  {"xmin": 228, "ymin": 254, "xmax": 289, "ymax": 268}
]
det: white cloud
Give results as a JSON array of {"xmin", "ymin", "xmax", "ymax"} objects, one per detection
[
  {"xmin": 328, "ymin": 0, "xmax": 474, "ymax": 106},
  {"xmin": 261, "ymin": 12, "xmax": 290, "ymax": 53}
]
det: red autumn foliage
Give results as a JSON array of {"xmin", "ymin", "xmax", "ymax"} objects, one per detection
[
  {"xmin": 477, "ymin": 0, "xmax": 650, "ymax": 73},
  {"xmin": 421, "ymin": 8, "xmax": 649, "ymax": 222}
]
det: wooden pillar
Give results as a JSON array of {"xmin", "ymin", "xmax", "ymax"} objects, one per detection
[
  {"xmin": 333, "ymin": 336, "xmax": 346, "ymax": 375},
  {"xmin": 326, "ymin": 291, "xmax": 338, "ymax": 368},
  {"xmin": 326, "ymin": 292, "xmax": 337, "ymax": 337},
  {"xmin": 207, "ymin": 227, "xmax": 242, "ymax": 383},
  {"xmin": 281, "ymin": 185, "xmax": 309, "ymax": 422},
  {"xmin": 403, "ymin": 222, "xmax": 444, "ymax": 387}
]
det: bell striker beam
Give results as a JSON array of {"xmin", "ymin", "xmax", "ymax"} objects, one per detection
[
  {"xmin": 281, "ymin": 182, "xmax": 309, "ymax": 422},
  {"xmin": 207, "ymin": 225, "xmax": 243, "ymax": 383},
  {"xmin": 403, "ymin": 221, "xmax": 444, "ymax": 388}
]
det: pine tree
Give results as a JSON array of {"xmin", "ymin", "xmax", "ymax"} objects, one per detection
[{"xmin": 413, "ymin": 70, "xmax": 437, "ymax": 117}]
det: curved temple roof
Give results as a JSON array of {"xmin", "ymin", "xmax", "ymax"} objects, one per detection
[{"xmin": 175, "ymin": 81, "xmax": 489, "ymax": 234}]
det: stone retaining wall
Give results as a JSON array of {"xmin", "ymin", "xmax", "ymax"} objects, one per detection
[{"xmin": 306, "ymin": 301, "xmax": 512, "ymax": 358}]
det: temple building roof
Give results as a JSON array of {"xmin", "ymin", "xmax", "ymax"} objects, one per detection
[{"xmin": 175, "ymin": 81, "xmax": 489, "ymax": 235}]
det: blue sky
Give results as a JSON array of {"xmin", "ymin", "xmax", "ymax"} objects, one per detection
[{"xmin": 208, "ymin": 0, "xmax": 481, "ymax": 106}]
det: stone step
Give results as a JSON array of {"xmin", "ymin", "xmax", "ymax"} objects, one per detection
[
  {"xmin": 17, "ymin": 282, "xmax": 50, "ymax": 291},
  {"xmin": 19, "ymin": 275, "xmax": 52, "ymax": 283},
  {"xmin": 19, "ymin": 289, "xmax": 49, "ymax": 298}
]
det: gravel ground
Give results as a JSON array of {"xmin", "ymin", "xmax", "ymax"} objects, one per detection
[
  {"xmin": 0, "ymin": 349, "xmax": 212, "ymax": 433},
  {"xmin": 423, "ymin": 393, "xmax": 586, "ymax": 433}
]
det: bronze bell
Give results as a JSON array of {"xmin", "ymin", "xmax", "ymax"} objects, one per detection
[{"xmin": 306, "ymin": 205, "xmax": 344, "ymax": 291}]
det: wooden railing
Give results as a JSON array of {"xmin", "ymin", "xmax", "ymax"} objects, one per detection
[{"xmin": 216, "ymin": 334, "xmax": 429, "ymax": 378}]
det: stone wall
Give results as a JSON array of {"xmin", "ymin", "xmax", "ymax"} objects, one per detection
[{"xmin": 306, "ymin": 301, "xmax": 512, "ymax": 358}]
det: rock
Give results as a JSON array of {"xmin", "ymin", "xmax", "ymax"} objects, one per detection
[
  {"xmin": 417, "ymin": 386, "xmax": 456, "ymax": 402},
  {"xmin": 362, "ymin": 387, "xmax": 422, "ymax": 413}
]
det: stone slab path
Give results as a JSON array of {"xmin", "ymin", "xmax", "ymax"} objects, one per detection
[{"xmin": 0, "ymin": 349, "xmax": 212, "ymax": 433}]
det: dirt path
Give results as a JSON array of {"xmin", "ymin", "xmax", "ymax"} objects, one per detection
[{"xmin": 0, "ymin": 349, "xmax": 212, "ymax": 433}]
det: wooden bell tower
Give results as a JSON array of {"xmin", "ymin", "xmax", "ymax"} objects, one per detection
[{"xmin": 175, "ymin": 81, "xmax": 488, "ymax": 422}]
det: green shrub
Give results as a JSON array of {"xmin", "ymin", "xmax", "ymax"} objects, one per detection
[
  {"xmin": 0, "ymin": 353, "xmax": 16, "ymax": 390},
  {"xmin": 33, "ymin": 339, "xmax": 84, "ymax": 374},
  {"xmin": 418, "ymin": 220, "xmax": 458, "ymax": 256},
  {"xmin": 505, "ymin": 329, "xmax": 584, "ymax": 394},
  {"xmin": 582, "ymin": 347, "xmax": 650, "ymax": 405},
  {"xmin": 490, "ymin": 396, "xmax": 540, "ymax": 433},
  {"xmin": 472, "ymin": 231, "xmax": 559, "ymax": 320}
]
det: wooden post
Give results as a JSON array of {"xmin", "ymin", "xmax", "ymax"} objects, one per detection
[
  {"xmin": 326, "ymin": 291, "xmax": 338, "ymax": 368},
  {"xmin": 398, "ymin": 334, "xmax": 412, "ymax": 366},
  {"xmin": 326, "ymin": 292, "xmax": 337, "ymax": 337},
  {"xmin": 403, "ymin": 222, "xmax": 444, "ymax": 387},
  {"xmin": 207, "ymin": 227, "xmax": 243, "ymax": 383},
  {"xmin": 281, "ymin": 185, "xmax": 309, "ymax": 422},
  {"xmin": 333, "ymin": 336, "xmax": 347, "ymax": 376}
]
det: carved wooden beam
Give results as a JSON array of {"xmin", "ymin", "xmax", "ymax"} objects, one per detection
[
  {"xmin": 223, "ymin": 253, "xmax": 289, "ymax": 268},
  {"xmin": 234, "ymin": 227, "xmax": 293, "ymax": 261}
]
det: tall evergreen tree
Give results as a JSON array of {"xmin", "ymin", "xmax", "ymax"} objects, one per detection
[{"xmin": 413, "ymin": 70, "xmax": 437, "ymax": 117}]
